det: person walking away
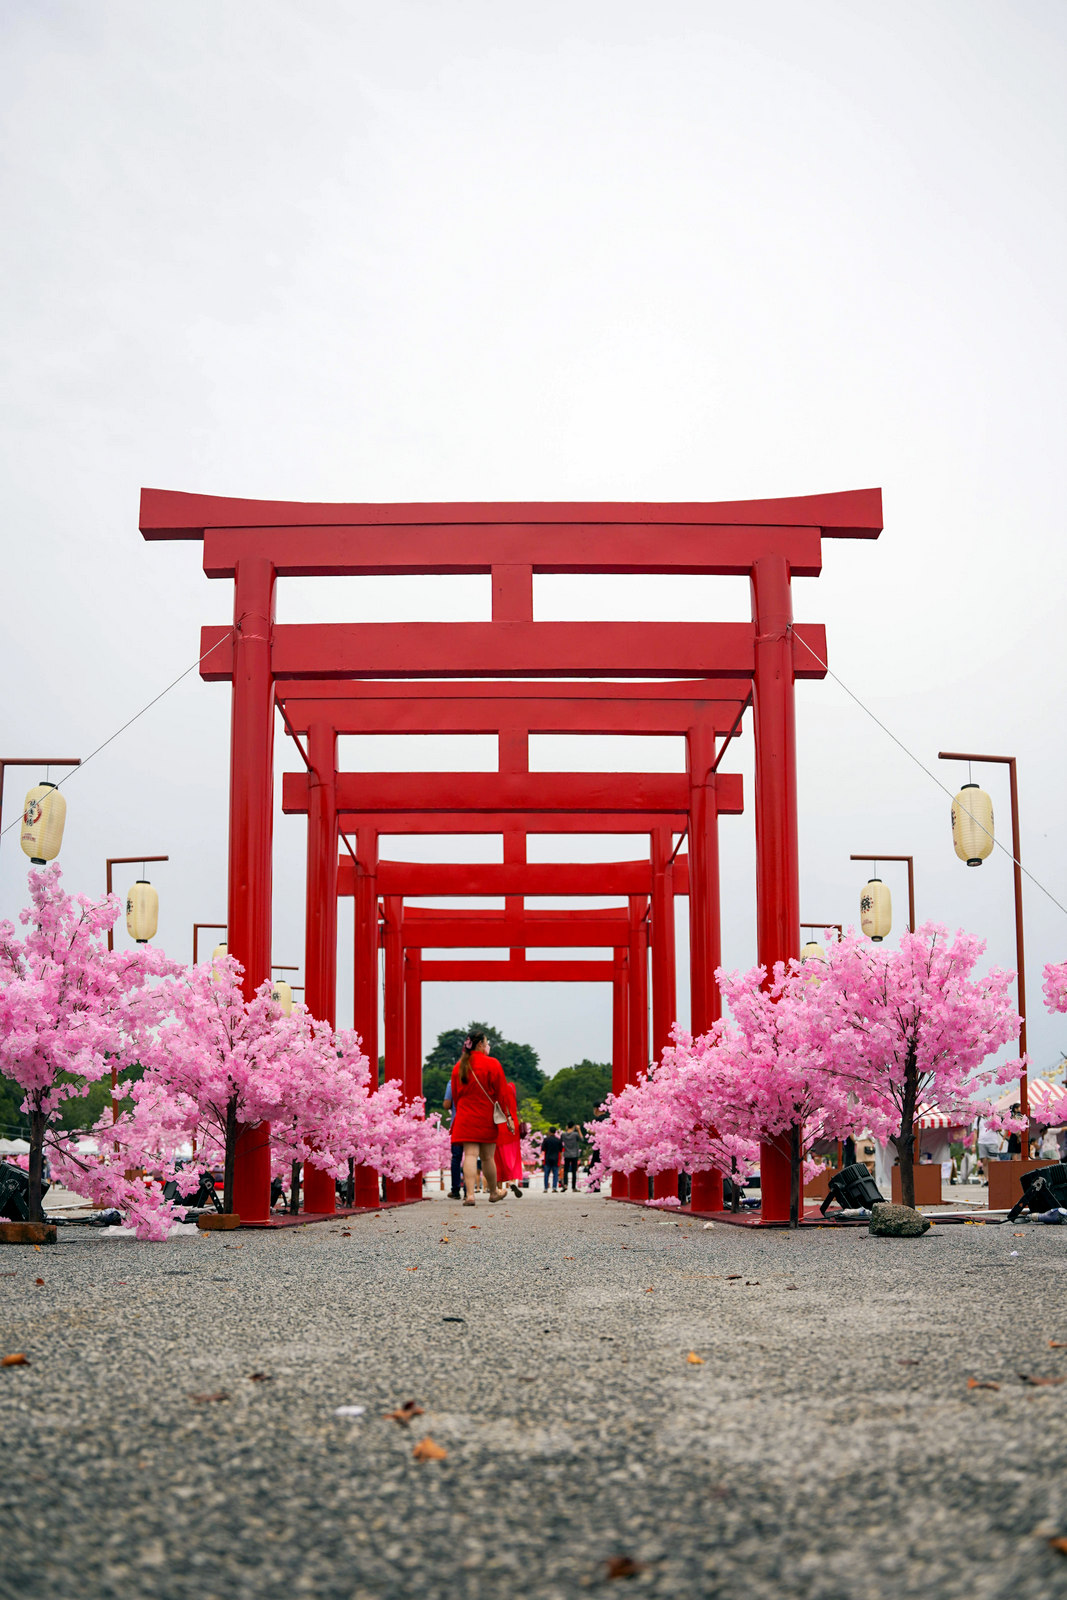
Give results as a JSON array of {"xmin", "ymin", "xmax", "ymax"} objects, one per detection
[
  {"xmin": 495, "ymin": 1079, "xmax": 524, "ymax": 1198},
  {"xmin": 443, "ymin": 1078, "xmax": 464, "ymax": 1199},
  {"xmin": 449, "ymin": 1032, "xmax": 510, "ymax": 1206},
  {"xmin": 542, "ymin": 1127, "xmax": 563, "ymax": 1192},
  {"xmin": 561, "ymin": 1122, "xmax": 582, "ymax": 1191}
]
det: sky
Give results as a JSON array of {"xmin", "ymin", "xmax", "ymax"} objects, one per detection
[{"xmin": 1, "ymin": 0, "xmax": 1065, "ymax": 1083}]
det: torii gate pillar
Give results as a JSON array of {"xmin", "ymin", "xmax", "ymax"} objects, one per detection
[
  {"xmin": 228, "ymin": 556, "xmax": 276, "ymax": 1225},
  {"xmin": 687, "ymin": 722, "xmax": 725, "ymax": 1213},
  {"xmin": 627, "ymin": 895, "xmax": 650, "ymax": 1202},
  {"xmin": 302, "ymin": 722, "xmax": 339, "ymax": 1216},
  {"xmin": 353, "ymin": 827, "xmax": 381, "ymax": 1207},
  {"xmin": 751, "ymin": 554, "xmax": 801, "ymax": 1222},
  {"xmin": 650, "ymin": 829, "xmax": 679, "ymax": 1202},
  {"xmin": 611, "ymin": 948, "xmax": 630, "ymax": 1199}
]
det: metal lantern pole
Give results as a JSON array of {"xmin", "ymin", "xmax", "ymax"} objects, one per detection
[
  {"xmin": 938, "ymin": 752, "xmax": 1028, "ymax": 1137},
  {"xmin": 0, "ymin": 758, "xmax": 81, "ymax": 856},
  {"xmin": 105, "ymin": 856, "xmax": 170, "ymax": 953},
  {"xmin": 104, "ymin": 855, "xmax": 169, "ymax": 1127},
  {"xmin": 192, "ymin": 922, "xmax": 227, "ymax": 965},
  {"xmin": 849, "ymin": 855, "xmax": 915, "ymax": 933}
]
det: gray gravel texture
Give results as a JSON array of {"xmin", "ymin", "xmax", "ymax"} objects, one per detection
[{"xmin": 1, "ymin": 1193, "xmax": 1065, "ymax": 1600}]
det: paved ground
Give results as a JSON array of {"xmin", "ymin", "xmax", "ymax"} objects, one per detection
[{"xmin": 1, "ymin": 1191, "xmax": 1065, "ymax": 1600}]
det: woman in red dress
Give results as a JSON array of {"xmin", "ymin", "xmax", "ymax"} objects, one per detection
[
  {"xmin": 494, "ymin": 1078, "xmax": 524, "ymax": 1199},
  {"xmin": 449, "ymin": 1032, "xmax": 511, "ymax": 1206}
]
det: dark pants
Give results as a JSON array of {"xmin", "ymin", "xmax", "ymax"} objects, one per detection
[
  {"xmin": 563, "ymin": 1156, "xmax": 579, "ymax": 1190},
  {"xmin": 543, "ymin": 1159, "xmax": 559, "ymax": 1190},
  {"xmin": 450, "ymin": 1143, "xmax": 464, "ymax": 1195}
]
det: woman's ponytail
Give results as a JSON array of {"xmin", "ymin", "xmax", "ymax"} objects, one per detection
[{"xmin": 459, "ymin": 1034, "xmax": 475, "ymax": 1083}]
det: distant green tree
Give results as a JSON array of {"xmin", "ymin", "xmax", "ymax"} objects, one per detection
[
  {"xmin": 518, "ymin": 1096, "xmax": 549, "ymax": 1133},
  {"xmin": 0, "ymin": 1073, "xmax": 30, "ymax": 1140},
  {"xmin": 421, "ymin": 1022, "xmax": 545, "ymax": 1113},
  {"xmin": 540, "ymin": 1060, "xmax": 612, "ymax": 1128},
  {"xmin": 56, "ymin": 1062, "xmax": 145, "ymax": 1133}
]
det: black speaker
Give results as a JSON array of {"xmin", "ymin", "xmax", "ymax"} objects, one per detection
[
  {"xmin": 820, "ymin": 1161, "xmax": 885, "ymax": 1216},
  {"xmin": 1006, "ymin": 1162, "xmax": 1067, "ymax": 1222},
  {"xmin": 0, "ymin": 1161, "xmax": 49, "ymax": 1221}
]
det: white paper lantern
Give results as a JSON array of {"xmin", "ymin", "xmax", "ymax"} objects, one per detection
[
  {"xmin": 125, "ymin": 880, "xmax": 158, "ymax": 944},
  {"xmin": 951, "ymin": 783, "xmax": 994, "ymax": 867},
  {"xmin": 271, "ymin": 980, "xmax": 294, "ymax": 1015},
  {"xmin": 20, "ymin": 782, "xmax": 66, "ymax": 864},
  {"xmin": 801, "ymin": 940, "xmax": 827, "ymax": 963},
  {"xmin": 860, "ymin": 878, "xmax": 892, "ymax": 942},
  {"xmin": 211, "ymin": 942, "xmax": 228, "ymax": 962}
]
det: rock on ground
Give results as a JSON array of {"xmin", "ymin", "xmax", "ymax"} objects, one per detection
[{"xmin": 0, "ymin": 1194, "xmax": 1064, "ymax": 1600}]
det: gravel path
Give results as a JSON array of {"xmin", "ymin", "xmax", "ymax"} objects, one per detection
[{"xmin": 1, "ymin": 1192, "xmax": 1065, "ymax": 1600}]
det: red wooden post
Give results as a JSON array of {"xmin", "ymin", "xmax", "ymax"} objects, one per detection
[
  {"xmin": 687, "ymin": 721, "xmax": 724, "ymax": 1212},
  {"xmin": 228, "ymin": 556, "xmax": 276, "ymax": 1225},
  {"xmin": 404, "ymin": 949, "xmax": 423, "ymax": 1199},
  {"xmin": 650, "ymin": 829, "xmax": 678, "ymax": 1202},
  {"xmin": 382, "ymin": 895, "xmax": 405, "ymax": 1202},
  {"xmin": 628, "ymin": 895, "xmax": 650, "ymax": 1202},
  {"xmin": 611, "ymin": 947, "xmax": 630, "ymax": 1198},
  {"xmin": 302, "ymin": 723, "xmax": 339, "ymax": 1215},
  {"xmin": 751, "ymin": 554, "xmax": 801, "ymax": 1222},
  {"xmin": 353, "ymin": 826, "xmax": 381, "ymax": 1207}
]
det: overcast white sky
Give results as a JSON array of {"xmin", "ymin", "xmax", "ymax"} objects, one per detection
[{"xmin": 1, "ymin": 0, "xmax": 1064, "ymax": 1081}]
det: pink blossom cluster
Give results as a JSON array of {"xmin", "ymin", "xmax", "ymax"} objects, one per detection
[{"xmin": 1043, "ymin": 960, "xmax": 1067, "ymax": 1015}]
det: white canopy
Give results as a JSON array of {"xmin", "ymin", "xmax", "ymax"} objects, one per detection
[{"xmin": 0, "ymin": 1138, "xmax": 31, "ymax": 1155}]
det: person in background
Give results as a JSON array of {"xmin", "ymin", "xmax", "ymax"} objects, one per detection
[
  {"xmin": 495, "ymin": 1078, "xmax": 524, "ymax": 1198},
  {"xmin": 443, "ymin": 1078, "xmax": 464, "ymax": 1199},
  {"xmin": 561, "ymin": 1122, "xmax": 582, "ymax": 1192},
  {"xmin": 541, "ymin": 1127, "xmax": 563, "ymax": 1192},
  {"xmin": 1006, "ymin": 1104, "xmax": 1023, "ymax": 1158},
  {"xmin": 449, "ymin": 1031, "xmax": 510, "ymax": 1207}
]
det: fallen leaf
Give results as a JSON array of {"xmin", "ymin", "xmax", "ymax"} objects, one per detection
[
  {"xmin": 1050, "ymin": 1537, "xmax": 1067, "ymax": 1556},
  {"xmin": 726, "ymin": 1274, "xmax": 742, "ymax": 1281},
  {"xmin": 406, "ymin": 1266, "xmax": 419, "ymax": 1272},
  {"xmin": 745, "ymin": 1281, "xmax": 760, "ymax": 1286},
  {"xmin": 1019, "ymin": 1373, "xmax": 1067, "ymax": 1387},
  {"xmin": 34, "ymin": 1278, "xmax": 44, "ymax": 1287},
  {"xmin": 248, "ymin": 1372, "xmax": 273, "ymax": 1382},
  {"xmin": 967, "ymin": 1377, "xmax": 1000, "ymax": 1391},
  {"xmin": 1, "ymin": 1353, "xmax": 29, "ymax": 1367},
  {"xmin": 469, "ymin": 1224, "xmax": 479, "ymax": 1230},
  {"xmin": 383, "ymin": 1400, "xmax": 425, "ymax": 1427},
  {"xmin": 440, "ymin": 1237, "xmax": 449, "ymax": 1244},
  {"xmin": 645, "ymin": 1287, "xmax": 654, "ymax": 1294},
  {"xmin": 412, "ymin": 1435, "xmax": 447, "ymax": 1461},
  {"xmin": 33, "ymin": 1244, "xmax": 40, "ymax": 1252},
  {"xmin": 442, "ymin": 1316, "xmax": 464, "ymax": 1323},
  {"xmin": 605, "ymin": 1555, "xmax": 646, "ymax": 1579},
  {"xmin": 686, "ymin": 1352, "xmax": 705, "ymax": 1365},
  {"xmin": 785, "ymin": 1285, "xmax": 798, "ymax": 1292},
  {"xmin": 563, "ymin": 1256, "xmax": 575, "ymax": 1260},
  {"xmin": 1049, "ymin": 1341, "xmax": 1067, "ymax": 1349},
  {"xmin": 189, "ymin": 1391, "xmax": 229, "ymax": 1404},
  {"xmin": 340, "ymin": 1231, "xmax": 351, "ymax": 1238}
]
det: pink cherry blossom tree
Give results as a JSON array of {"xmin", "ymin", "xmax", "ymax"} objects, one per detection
[
  {"xmin": 0, "ymin": 867, "xmax": 177, "ymax": 1222},
  {"xmin": 808, "ymin": 924, "xmax": 1023, "ymax": 1208},
  {"xmin": 707, "ymin": 964, "xmax": 861, "ymax": 1226},
  {"xmin": 148, "ymin": 954, "xmax": 297, "ymax": 1215}
]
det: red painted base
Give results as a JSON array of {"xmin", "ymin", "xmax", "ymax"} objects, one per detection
[
  {"xmin": 301, "ymin": 1164, "xmax": 336, "ymax": 1214},
  {"xmin": 240, "ymin": 1198, "xmax": 424, "ymax": 1229}
]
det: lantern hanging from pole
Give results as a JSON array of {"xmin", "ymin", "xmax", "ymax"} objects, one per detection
[
  {"xmin": 125, "ymin": 880, "xmax": 159, "ymax": 944},
  {"xmin": 271, "ymin": 979, "xmax": 294, "ymax": 1015},
  {"xmin": 951, "ymin": 783, "xmax": 994, "ymax": 867},
  {"xmin": 20, "ymin": 782, "xmax": 66, "ymax": 865},
  {"xmin": 860, "ymin": 878, "xmax": 891, "ymax": 942},
  {"xmin": 800, "ymin": 940, "xmax": 827, "ymax": 963}
]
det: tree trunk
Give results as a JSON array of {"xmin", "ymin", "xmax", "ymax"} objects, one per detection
[
  {"xmin": 730, "ymin": 1159, "xmax": 740, "ymax": 1213},
  {"xmin": 897, "ymin": 1049, "xmax": 918, "ymax": 1209},
  {"xmin": 789, "ymin": 1123, "xmax": 802, "ymax": 1229},
  {"xmin": 222, "ymin": 1094, "xmax": 238, "ymax": 1216},
  {"xmin": 27, "ymin": 1105, "xmax": 46, "ymax": 1224},
  {"xmin": 289, "ymin": 1160, "xmax": 301, "ymax": 1215},
  {"xmin": 346, "ymin": 1156, "xmax": 355, "ymax": 1208}
]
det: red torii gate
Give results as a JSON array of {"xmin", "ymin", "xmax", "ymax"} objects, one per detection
[{"xmin": 141, "ymin": 485, "xmax": 882, "ymax": 1224}]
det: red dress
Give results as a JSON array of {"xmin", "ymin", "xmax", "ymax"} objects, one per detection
[
  {"xmin": 495, "ymin": 1081, "xmax": 522, "ymax": 1182},
  {"xmin": 449, "ymin": 1052, "xmax": 508, "ymax": 1143}
]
